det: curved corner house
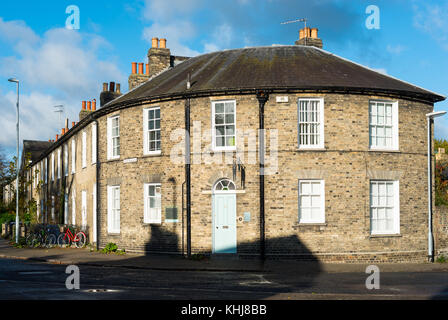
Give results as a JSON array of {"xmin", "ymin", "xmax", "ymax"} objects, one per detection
[{"xmin": 27, "ymin": 32, "xmax": 445, "ymax": 262}]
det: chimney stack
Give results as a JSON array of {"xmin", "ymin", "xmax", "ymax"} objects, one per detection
[
  {"xmin": 100, "ymin": 81, "xmax": 123, "ymax": 107},
  {"xmin": 296, "ymin": 26, "xmax": 323, "ymax": 49}
]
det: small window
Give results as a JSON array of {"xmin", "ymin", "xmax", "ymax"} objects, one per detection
[
  {"xmin": 298, "ymin": 98, "xmax": 324, "ymax": 149},
  {"xmin": 82, "ymin": 131, "xmax": 87, "ymax": 168},
  {"xmin": 144, "ymin": 183, "xmax": 161, "ymax": 223},
  {"xmin": 212, "ymin": 100, "xmax": 236, "ymax": 150},
  {"xmin": 71, "ymin": 139, "xmax": 76, "ymax": 174},
  {"xmin": 214, "ymin": 179, "xmax": 236, "ymax": 192},
  {"xmin": 298, "ymin": 180, "xmax": 325, "ymax": 223},
  {"xmin": 369, "ymin": 100, "xmax": 399, "ymax": 150},
  {"xmin": 108, "ymin": 116, "xmax": 120, "ymax": 159},
  {"xmin": 143, "ymin": 107, "xmax": 161, "ymax": 154},
  {"xmin": 370, "ymin": 180, "xmax": 400, "ymax": 235},
  {"xmin": 108, "ymin": 185, "xmax": 120, "ymax": 233}
]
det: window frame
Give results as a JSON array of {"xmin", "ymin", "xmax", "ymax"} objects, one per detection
[
  {"xmin": 51, "ymin": 153, "xmax": 55, "ymax": 181},
  {"xmin": 107, "ymin": 115, "xmax": 120, "ymax": 160},
  {"xmin": 211, "ymin": 100, "xmax": 237, "ymax": 151},
  {"xmin": 107, "ymin": 185, "xmax": 120, "ymax": 234},
  {"xmin": 71, "ymin": 139, "xmax": 76, "ymax": 174},
  {"xmin": 370, "ymin": 180, "xmax": 400, "ymax": 235},
  {"xmin": 57, "ymin": 148, "xmax": 61, "ymax": 179},
  {"xmin": 297, "ymin": 97, "xmax": 325, "ymax": 150},
  {"xmin": 368, "ymin": 100, "xmax": 399, "ymax": 151},
  {"xmin": 298, "ymin": 179, "xmax": 325, "ymax": 224},
  {"xmin": 82, "ymin": 131, "xmax": 87, "ymax": 168},
  {"xmin": 143, "ymin": 107, "xmax": 162, "ymax": 155},
  {"xmin": 92, "ymin": 122, "xmax": 97, "ymax": 164},
  {"xmin": 143, "ymin": 183, "xmax": 162, "ymax": 224},
  {"xmin": 64, "ymin": 144, "xmax": 68, "ymax": 177}
]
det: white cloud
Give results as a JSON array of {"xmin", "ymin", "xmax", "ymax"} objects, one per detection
[
  {"xmin": 386, "ymin": 44, "xmax": 405, "ymax": 55},
  {"xmin": 413, "ymin": 1, "xmax": 448, "ymax": 50},
  {"xmin": 0, "ymin": 18, "xmax": 125, "ymax": 149}
]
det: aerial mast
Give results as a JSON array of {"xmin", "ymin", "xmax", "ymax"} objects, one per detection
[{"xmin": 281, "ymin": 18, "xmax": 308, "ymax": 45}]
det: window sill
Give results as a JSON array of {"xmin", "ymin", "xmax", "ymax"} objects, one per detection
[
  {"xmin": 297, "ymin": 147, "xmax": 326, "ymax": 152},
  {"xmin": 368, "ymin": 149, "xmax": 400, "ymax": 153},
  {"xmin": 107, "ymin": 232, "xmax": 120, "ymax": 236},
  {"xmin": 143, "ymin": 151, "xmax": 162, "ymax": 157},
  {"xmin": 369, "ymin": 234, "xmax": 401, "ymax": 238},
  {"xmin": 105, "ymin": 157, "xmax": 121, "ymax": 163},
  {"xmin": 296, "ymin": 222, "xmax": 327, "ymax": 226},
  {"xmin": 143, "ymin": 222, "xmax": 162, "ymax": 226}
]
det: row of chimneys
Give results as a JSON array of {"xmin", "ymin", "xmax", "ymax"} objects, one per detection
[
  {"xmin": 151, "ymin": 37, "xmax": 167, "ymax": 49},
  {"xmin": 50, "ymin": 119, "xmax": 78, "ymax": 142},
  {"xmin": 102, "ymin": 81, "xmax": 121, "ymax": 94},
  {"xmin": 131, "ymin": 62, "xmax": 149, "ymax": 75},
  {"xmin": 81, "ymin": 99, "xmax": 97, "ymax": 111},
  {"xmin": 299, "ymin": 27, "xmax": 319, "ymax": 40},
  {"xmin": 130, "ymin": 37, "xmax": 168, "ymax": 75}
]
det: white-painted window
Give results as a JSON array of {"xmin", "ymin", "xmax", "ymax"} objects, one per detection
[
  {"xmin": 298, "ymin": 180, "xmax": 325, "ymax": 223},
  {"xmin": 144, "ymin": 183, "xmax": 161, "ymax": 224},
  {"xmin": 64, "ymin": 144, "xmax": 68, "ymax": 177},
  {"xmin": 81, "ymin": 190, "xmax": 87, "ymax": 230},
  {"xmin": 71, "ymin": 139, "xmax": 76, "ymax": 174},
  {"xmin": 107, "ymin": 116, "xmax": 120, "ymax": 159},
  {"xmin": 92, "ymin": 122, "xmax": 97, "ymax": 164},
  {"xmin": 51, "ymin": 196, "xmax": 55, "ymax": 221},
  {"xmin": 44, "ymin": 158, "xmax": 47, "ymax": 183},
  {"xmin": 298, "ymin": 98, "xmax": 324, "ymax": 149},
  {"xmin": 369, "ymin": 100, "xmax": 399, "ymax": 150},
  {"xmin": 82, "ymin": 131, "xmax": 87, "ymax": 168},
  {"xmin": 143, "ymin": 107, "xmax": 161, "ymax": 155},
  {"xmin": 370, "ymin": 180, "xmax": 400, "ymax": 235},
  {"xmin": 107, "ymin": 185, "xmax": 120, "ymax": 233},
  {"xmin": 51, "ymin": 153, "xmax": 55, "ymax": 181},
  {"xmin": 57, "ymin": 149, "xmax": 61, "ymax": 179},
  {"xmin": 64, "ymin": 194, "xmax": 69, "ymax": 225},
  {"xmin": 212, "ymin": 100, "xmax": 236, "ymax": 150},
  {"xmin": 92, "ymin": 183, "xmax": 97, "ymax": 242},
  {"xmin": 40, "ymin": 161, "xmax": 43, "ymax": 183},
  {"xmin": 72, "ymin": 189, "xmax": 76, "ymax": 225}
]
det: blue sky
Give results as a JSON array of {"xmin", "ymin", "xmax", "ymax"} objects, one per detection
[{"xmin": 0, "ymin": 0, "xmax": 447, "ymax": 160}]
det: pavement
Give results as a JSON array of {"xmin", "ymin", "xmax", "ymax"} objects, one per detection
[{"xmin": 1, "ymin": 238, "xmax": 448, "ymax": 274}]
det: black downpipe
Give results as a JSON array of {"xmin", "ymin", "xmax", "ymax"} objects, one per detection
[
  {"xmin": 95, "ymin": 120, "xmax": 100, "ymax": 251},
  {"xmin": 185, "ymin": 96, "xmax": 192, "ymax": 258},
  {"xmin": 256, "ymin": 90, "xmax": 269, "ymax": 261}
]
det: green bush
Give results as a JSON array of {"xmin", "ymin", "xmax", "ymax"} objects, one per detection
[
  {"xmin": 0, "ymin": 212, "xmax": 15, "ymax": 224},
  {"xmin": 436, "ymin": 255, "xmax": 447, "ymax": 263},
  {"xmin": 101, "ymin": 242, "xmax": 124, "ymax": 254}
]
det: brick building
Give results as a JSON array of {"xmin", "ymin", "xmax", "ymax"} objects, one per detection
[{"xmin": 21, "ymin": 30, "xmax": 446, "ymax": 262}]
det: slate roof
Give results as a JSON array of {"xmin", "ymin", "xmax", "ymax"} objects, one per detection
[
  {"xmin": 107, "ymin": 45, "xmax": 445, "ymax": 107},
  {"xmin": 22, "ymin": 140, "xmax": 53, "ymax": 164}
]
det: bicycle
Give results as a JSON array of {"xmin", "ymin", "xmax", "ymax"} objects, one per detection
[
  {"xmin": 57, "ymin": 226, "xmax": 87, "ymax": 248},
  {"xmin": 26, "ymin": 225, "xmax": 58, "ymax": 248}
]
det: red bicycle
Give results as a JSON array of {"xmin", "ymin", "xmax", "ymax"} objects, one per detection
[{"xmin": 57, "ymin": 226, "xmax": 87, "ymax": 248}]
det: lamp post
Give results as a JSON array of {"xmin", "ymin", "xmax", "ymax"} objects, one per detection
[
  {"xmin": 426, "ymin": 110, "xmax": 446, "ymax": 262},
  {"xmin": 8, "ymin": 78, "xmax": 19, "ymax": 243}
]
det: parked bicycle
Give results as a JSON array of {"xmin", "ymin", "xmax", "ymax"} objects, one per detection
[
  {"xmin": 26, "ymin": 224, "xmax": 58, "ymax": 248},
  {"xmin": 57, "ymin": 225, "xmax": 87, "ymax": 248}
]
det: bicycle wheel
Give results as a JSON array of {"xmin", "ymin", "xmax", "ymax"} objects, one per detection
[
  {"xmin": 74, "ymin": 232, "xmax": 87, "ymax": 248},
  {"xmin": 57, "ymin": 233, "xmax": 70, "ymax": 248},
  {"xmin": 45, "ymin": 234, "xmax": 57, "ymax": 248},
  {"xmin": 31, "ymin": 234, "xmax": 43, "ymax": 247},
  {"xmin": 26, "ymin": 233, "xmax": 34, "ymax": 247}
]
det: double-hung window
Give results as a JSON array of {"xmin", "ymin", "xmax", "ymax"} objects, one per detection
[
  {"xmin": 107, "ymin": 116, "xmax": 120, "ymax": 159},
  {"xmin": 298, "ymin": 98, "xmax": 324, "ymax": 149},
  {"xmin": 57, "ymin": 149, "xmax": 61, "ymax": 179},
  {"xmin": 298, "ymin": 180, "xmax": 325, "ymax": 223},
  {"xmin": 64, "ymin": 144, "xmax": 68, "ymax": 177},
  {"xmin": 51, "ymin": 153, "xmax": 55, "ymax": 181},
  {"xmin": 71, "ymin": 139, "xmax": 76, "ymax": 174},
  {"xmin": 92, "ymin": 122, "xmax": 97, "ymax": 164},
  {"xmin": 107, "ymin": 185, "xmax": 120, "ymax": 233},
  {"xmin": 82, "ymin": 131, "xmax": 87, "ymax": 168},
  {"xmin": 144, "ymin": 183, "xmax": 161, "ymax": 224},
  {"xmin": 369, "ymin": 100, "xmax": 398, "ymax": 150},
  {"xmin": 212, "ymin": 100, "xmax": 236, "ymax": 150},
  {"xmin": 370, "ymin": 180, "xmax": 400, "ymax": 235},
  {"xmin": 143, "ymin": 107, "xmax": 161, "ymax": 154}
]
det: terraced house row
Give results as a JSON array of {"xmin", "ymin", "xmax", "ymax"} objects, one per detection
[{"xmin": 19, "ymin": 29, "xmax": 446, "ymax": 262}]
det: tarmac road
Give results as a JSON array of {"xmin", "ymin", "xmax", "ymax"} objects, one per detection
[{"xmin": 0, "ymin": 258, "xmax": 447, "ymax": 300}]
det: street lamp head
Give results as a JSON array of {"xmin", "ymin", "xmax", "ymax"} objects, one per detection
[
  {"xmin": 8, "ymin": 78, "xmax": 19, "ymax": 83},
  {"xmin": 426, "ymin": 111, "xmax": 447, "ymax": 119}
]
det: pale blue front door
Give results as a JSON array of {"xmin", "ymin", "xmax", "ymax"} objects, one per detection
[{"xmin": 213, "ymin": 193, "xmax": 237, "ymax": 253}]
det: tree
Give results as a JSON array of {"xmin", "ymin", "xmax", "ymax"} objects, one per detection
[{"xmin": 435, "ymin": 138, "xmax": 448, "ymax": 153}]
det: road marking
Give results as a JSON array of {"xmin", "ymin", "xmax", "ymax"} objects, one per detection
[{"xmin": 18, "ymin": 271, "xmax": 52, "ymax": 275}]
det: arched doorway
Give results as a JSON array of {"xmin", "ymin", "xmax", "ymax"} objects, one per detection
[{"xmin": 212, "ymin": 178, "xmax": 237, "ymax": 253}]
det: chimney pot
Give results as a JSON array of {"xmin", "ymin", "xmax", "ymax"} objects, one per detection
[
  {"xmin": 138, "ymin": 63, "xmax": 144, "ymax": 74},
  {"xmin": 299, "ymin": 29, "xmax": 304, "ymax": 40},
  {"xmin": 92, "ymin": 99, "xmax": 96, "ymax": 111},
  {"xmin": 82, "ymin": 101, "xmax": 86, "ymax": 110},
  {"xmin": 72, "ymin": 121, "xmax": 75, "ymax": 127},
  {"xmin": 109, "ymin": 82, "xmax": 115, "ymax": 92},
  {"xmin": 132, "ymin": 62, "xmax": 137, "ymax": 74},
  {"xmin": 311, "ymin": 28, "xmax": 318, "ymax": 39},
  {"xmin": 61, "ymin": 128, "xmax": 65, "ymax": 135},
  {"xmin": 103, "ymin": 83, "xmax": 108, "ymax": 92},
  {"xmin": 87, "ymin": 101, "xmax": 91, "ymax": 111},
  {"xmin": 56, "ymin": 134, "xmax": 59, "ymax": 141},
  {"xmin": 146, "ymin": 64, "xmax": 149, "ymax": 75},
  {"xmin": 160, "ymin": 38, "xmax": 166, "ymax": 49},
  {"xmin": 116, "ymin": 84, "xmax": 121, "ymax": 93},
  {"xmin": 152, "ymin": 37, "xmax": 159, "ymax": 48}
]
